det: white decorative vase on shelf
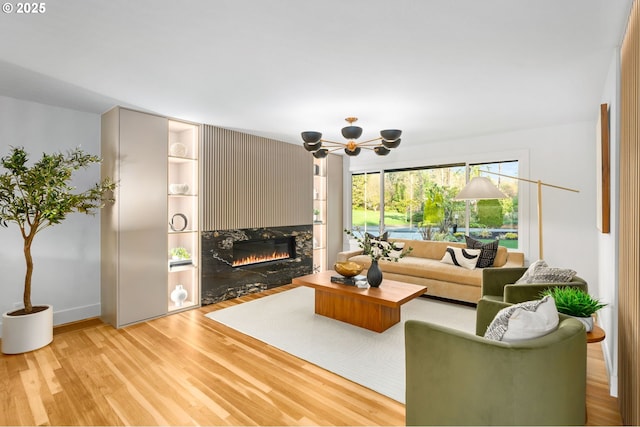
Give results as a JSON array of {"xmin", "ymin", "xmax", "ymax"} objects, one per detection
[
  {"xmin": 1, "ymin": 305, "xmax": 53, "ymax": 354},
  {"xmin": 169, "ymin": 183, "xmax": 189, "ymax": 195},
  {"xmin": 169, "ymin": 142, "xmax": 187, "ymax": 157},
  {"xmin": 171, "ymin": 284, "xmax": 188, "ymax": 307}
]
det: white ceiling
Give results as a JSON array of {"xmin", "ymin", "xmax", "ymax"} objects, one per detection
[{"xmin": 0, "ymin": 0, "xmax": 632, "ymax": 150}]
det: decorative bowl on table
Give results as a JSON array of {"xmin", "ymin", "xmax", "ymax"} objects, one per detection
[{"xmin": 334, "ymin": 261, "xmax": 364, "ymax": 277}]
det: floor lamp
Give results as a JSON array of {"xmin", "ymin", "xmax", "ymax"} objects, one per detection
[{"xmin": 454, "ymin": 171, "xmax": 579, "ymax": 260}]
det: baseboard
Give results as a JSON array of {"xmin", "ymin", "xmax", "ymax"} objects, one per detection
[
  {"xmin": 602, "ymin": 339, "xmax": 618, "ymax": 397},
  {"xmin": 53, "ymin": 304, "xmax": 101, "ymax": 326},
  {"xmin": 0, "ymin": 303, "xmax": 101, "ymax": 338}
]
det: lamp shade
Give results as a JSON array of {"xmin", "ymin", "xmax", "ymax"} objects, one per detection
[
  {"xmin": 301, "ymin": 131, "xmax": 322, "ymax": 143},
  {"xmin": 303, "ymin": 141, "xmax": 322, "ymax": 152},
  {"xmin": 312, "ymin": 149, "xmax": 329, "ymax": 159},
  {"xmin": 341, "ymin": 126, "xmax": 363, "ymax": 140},
  {"xmin": 380, "ymin": 129, "xmax": 402, "ymax": 141},
  {"xmin": 374, "ymin": 146, "xmax": 390, "ymax": 156},
  {"xmin": 454, "ymin": 176, "xmax": 506, "ymax": 200},
  {"xmin": 382, "ymin": 138, "xmax": 401, "ymax": 149},
  {"xmin": 344, "ymin": 147, "xmax": 361, "ymax": 156}
]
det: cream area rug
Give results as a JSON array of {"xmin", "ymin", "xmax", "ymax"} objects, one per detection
[{"xmin": 205, "ymin": 286, "xmax": 476, "ymax": 403}]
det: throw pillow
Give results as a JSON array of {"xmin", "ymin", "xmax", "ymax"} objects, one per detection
[
  {"xmin": 388, "ymin": 241, "xmax": 405, "ymax": 259},
  {"xmin": 465, "ymin": 236, "xmax": 499, "ymax": 268},
  {"xmin": 484, "ymin": 296, "xmax": 559, "ymax": 342},
  {"xmin": 366, "ymin": 231, "xmax": 388, "ymax": 241},
  {"xmin": 370, "ymin": 240, "xmax": 405, "ymax": 259},
  {"xmin": 515, "ymin": 260, "xmax": 577, "ymax": 284},
  {"xmin": 440, "ymin": 247, "xmax": 481, "ymax": 270},
  {"xmin": 515, "ymin": 259, "xmax": 548, "ymax": 284}
]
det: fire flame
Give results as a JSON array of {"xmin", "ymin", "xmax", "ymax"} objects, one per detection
[{"xmin": 232, "ymin": 251, "xmax": 290, "ymax": 267}]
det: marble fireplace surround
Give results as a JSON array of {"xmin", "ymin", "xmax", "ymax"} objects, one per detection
[{"xmin": 201, "ymin": 225, "xmax": 313, "ymax": 305}]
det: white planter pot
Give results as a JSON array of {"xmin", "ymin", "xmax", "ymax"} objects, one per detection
[
  {"xmin": 2, "ymin": 305, "xmax": 53, "ymax": 354},
  {"xmin": 570, "ymin": 315, "xmax": 594, "ymax": 332}
]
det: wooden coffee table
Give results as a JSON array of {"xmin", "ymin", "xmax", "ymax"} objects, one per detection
[{"xmin": 292, "ymin": 270, "xmax": 428, "ymax": 332}]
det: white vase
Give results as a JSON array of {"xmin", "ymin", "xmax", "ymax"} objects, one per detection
[
  {"xmin": 169, "ymin": 142, "xmax": 187, "ymax": 157},
  {"xmin": 169, "ymin": 183, "xmax": 189, "ymax": 194},
  {"xmin": 171, "ymin": 284, "xmax": 188, "ymax": 307},
  {"xmin": 2, "ymin": 305, "xmax": 53, "ymax": 354}
]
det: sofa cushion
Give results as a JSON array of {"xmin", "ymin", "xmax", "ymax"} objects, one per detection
[
  {"xmin": 465, "ymin": 236, "xmax": 499, "ymax": 268},
  {"xmin": 440, "ymin": 247, "xmax": 481, "ymax": 270},
  {"xmin": 348, "ymin": 254, "xmax": 484, "ymax": 287},
  {"xmin": 389, "ymin": 238, "xmax": 466, "ymax": 260},
  {"xmin": 484, "ymin": 296, "xmax": 559, "ymax": 342}
]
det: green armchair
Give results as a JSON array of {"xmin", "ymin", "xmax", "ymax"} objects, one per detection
[
  {"xmin": 481, "ymin": 267, "xmax": 588, "ymax": 304},
  {"xmin": 405, "ymin": 298, "xmax": 587, "ymax": 426}
]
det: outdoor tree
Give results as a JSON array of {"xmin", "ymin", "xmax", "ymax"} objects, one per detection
[{"xmin": 477, "ymin": 199, "xmax": 504, "ymax": 228}]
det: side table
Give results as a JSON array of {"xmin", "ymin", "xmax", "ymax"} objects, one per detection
[{"xmin": 587, "ymin": 325, "xmax": 605, "ymax": 343}]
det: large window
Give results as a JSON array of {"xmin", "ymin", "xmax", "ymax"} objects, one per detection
[
  {"xmin": 351, "ymin": 172, "xmax": 381, "ymax": 233},
  {"xmin": 351, "ymin": 160, "xmax": 519, "ymax": 248}
]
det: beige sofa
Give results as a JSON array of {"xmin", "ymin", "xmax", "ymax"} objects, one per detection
[{"xmin": 337, "ymin": 238, "xmax": 525, "ymax": 304}]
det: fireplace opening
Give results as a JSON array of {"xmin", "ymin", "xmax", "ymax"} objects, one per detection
[{"xmin": 232, "ymin": 237, "xmax": 296, "ymax": 267}]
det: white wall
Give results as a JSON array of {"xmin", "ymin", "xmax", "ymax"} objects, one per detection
[
  {"xmin": 349, "ymin": 121, "xmax": 599, "ymax": 284},
  {"xmin": 598, "ymin": 49, "xmax": 621, "ymax": 396},
  {"xmin": 0, "ymin": 96, "xmax": 102, "ymax": 334}
]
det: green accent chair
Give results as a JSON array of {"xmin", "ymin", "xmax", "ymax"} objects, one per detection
[
  {"xmin": 405, "ymin": 298, "xmax": 587, "ymax": 426},
  {"xmin": 481, "ymin": 267, "xmax": 588, "ymax": 304}
]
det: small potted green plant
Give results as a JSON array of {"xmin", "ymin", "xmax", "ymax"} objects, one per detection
[
  {"xmin": 313, "ymin": 209, "xmax": 320, "ymax": 222},
  {"xmin": 0, "ymin": 146, "xmax": 115, "ymax": 354},
  {"xmin": 170, "ymin": 247, "xmax": 191, "ymax": 260},
  {"xmin": 541, "ymin": 287, "xmax": 607, "ymax": 331}
]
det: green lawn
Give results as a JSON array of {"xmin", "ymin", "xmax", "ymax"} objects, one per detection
[
  {"xmin": 351, "ymin": 209, "xmax": 520, "ymax": 249},
  {"xmin": 352, "ymin": 209, "xmax": 413, "ymax": 227}
]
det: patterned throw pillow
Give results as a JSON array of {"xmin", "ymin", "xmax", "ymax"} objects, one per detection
[
  {"xmin": 370, "ymin": 240, "xmax": 405, "ymax": 259},
  {"xmin": 465, "ymin": 236, "xmax": 499, "ymax": 268},
  {"xmin": 366, "ymin": 231, "xmax": 388, "ymax": 241},
  {"xmin": 515, "ymin": 259, "xmax": 577, "ymax": 284},
  {"xmin": 484, "ymin": 296, "xmax": 559, "ymax": 342},
  {"xmin": 440, "ymin": 247, "xmax": 481, "ymax": 270}
]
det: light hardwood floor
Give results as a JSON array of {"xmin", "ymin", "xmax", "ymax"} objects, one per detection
[{"xmin": 0, "ymin": 284, "xmax": 622, "ymax": 426}]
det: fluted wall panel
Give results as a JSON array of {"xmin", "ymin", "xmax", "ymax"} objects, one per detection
[
  {"xmin": 619, "ymin": 1, "xmax": 640, "ymax": 424},
  {"xmin": 201, "ymin": 125, "xmax": 312, "ymax": 230}
]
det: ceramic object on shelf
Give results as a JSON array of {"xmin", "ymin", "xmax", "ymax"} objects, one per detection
[
  {"xmin": 171, "ymin": 284, "xmax": 188, "ymax": 307},
  {"xmin": 169, "ymin": 213, "xmax": 188, "ymax": 231},
  {"xmin": 169, "ymin": 183, "xmax": 189, "ymax": 194},
  {"xmin": 170, "ymin": 142, "xmax": 187, "ymax": 157}
]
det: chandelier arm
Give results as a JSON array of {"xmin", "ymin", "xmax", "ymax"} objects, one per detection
[
  {"xmin": 355, "ymin": 137, "xmax": 383, "ymax": 145},
  {"xmin": 324, "ymin": 146, "xmax": 345, "ymax": 153},
  {"xmin": 320, "ymin": 139, "xmax": 348, "ymax": 147},
  {"xmin": 357, "ymin": 142, "xmax": 387, "ymax": 147}
]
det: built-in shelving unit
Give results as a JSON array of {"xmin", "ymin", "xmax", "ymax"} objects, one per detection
[
  {"xmin": 100, "ymin": 107, "xmax": 201, "ymax": 328},
  {"xmin": 313, "ymin": 157, "xmax": 327, "ymax": 271},
  {"xmin": 167, "ymin": 120, "xmax": 200, "ymax": 312}
]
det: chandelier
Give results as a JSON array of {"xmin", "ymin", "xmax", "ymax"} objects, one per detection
[{"xmin": 301, "ymin": 117, "xmax": 402, "ymax": 158}]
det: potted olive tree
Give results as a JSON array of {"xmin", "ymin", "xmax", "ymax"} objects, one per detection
[{"xmin": 0, "ymin": 146, "xmax": 115, "ymax": 354}]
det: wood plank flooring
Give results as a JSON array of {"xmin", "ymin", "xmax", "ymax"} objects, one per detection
[{"xmin": 0, "ymin": 284, "xmax": 622, "ymax": 426}]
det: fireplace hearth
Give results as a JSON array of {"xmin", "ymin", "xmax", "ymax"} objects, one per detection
[{"xmin": 201, "ymin": 225, "xmax": 313, "ymax": 304}]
